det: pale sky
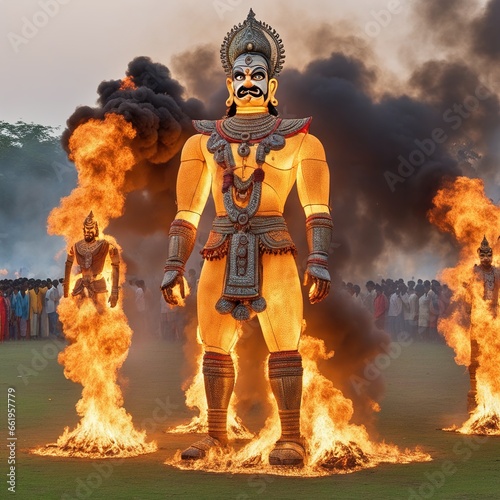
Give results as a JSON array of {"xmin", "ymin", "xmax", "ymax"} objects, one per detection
[{"xmin": 0, "ymin": 0, "xmax": 418, "ymax": 129}]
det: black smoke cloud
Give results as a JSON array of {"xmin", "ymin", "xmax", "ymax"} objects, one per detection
[
  {"xmin": 62, "ymin": 56, "xmax": 204, "ymax": 164},
  {"xmin": 472, "ymin": 0, "xmax": 500, "ymax": 59},
  {"xmin": 411, "ymin": 0, "xmax": 500, "ymax": 182}
]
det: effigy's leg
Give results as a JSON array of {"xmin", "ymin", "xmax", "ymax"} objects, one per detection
[
  {"xmin": 181, "ymin": 258, "xmax": 239, "ymax": 459},
  {"xmin": 468, "ymin": 339, "xmax": 480, "ymax": 413},
  {"xmin": 267, "ymin": 350, "xmax": 305, "ymax": 466},
  {"xmin": 181, "ymin": 351, "xmax": 235, "ymax": 459},
  {"xmin": 258, "ymin": 253, "xmax": 305, "ymax": 465}
]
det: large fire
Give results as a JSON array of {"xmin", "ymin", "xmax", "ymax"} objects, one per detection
[
  {"xmin": 429, "ymin": 176, "xmax": 500, "ymax": 435},
  {"xmin": 34, "ymin": 113, "xmax": 157, "ymax": 457},
  {"xmin": 166, "ymin": 333, "xmax": 430, "ymax": 475}
]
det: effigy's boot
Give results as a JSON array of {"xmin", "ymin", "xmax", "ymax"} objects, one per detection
[
  {"xmin": 467, "ymin": 341, "xmax": 479, "ymax": 414},
  {"xmin": 181, "ymin": 352, "xmax": 234, "ymax": 460},
  {"xmin": 268, "ymin": 350, "xmax": 305, "ymax": 466}
]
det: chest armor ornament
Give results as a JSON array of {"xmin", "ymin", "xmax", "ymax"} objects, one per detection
[
  {"xmin": 193, "ymin": 114, "xmax": 311, "ymax": 321},
  {"xmin": 474, "ymin": 265, "xmax": 500, "ymax": 305}
]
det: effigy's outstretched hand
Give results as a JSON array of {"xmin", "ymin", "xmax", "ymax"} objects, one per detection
[
  {"xmin": 303, "ymin": 266, "xmax": 331, "ymax": 304},
  {"xmin": 108, "ymin": 290, "xmax": 118, "ymax": 308},
  {"xmin": 161, "ymin": 270, "xmax": 185, "ymax": 305}
]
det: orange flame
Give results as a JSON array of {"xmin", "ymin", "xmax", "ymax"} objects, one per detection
[
  {"xmin": 34, "ymin": 113, "xmax": 156, "ymax": 457},
  {"xmin": 166, "ymin": 334, "xmax": 430, "ymax": 475},
  {"xmin": 429, "ymin": 176, "xmax": 500, "ymax": 434},
  {"xmin": 119, "ymin": 76, "xmax": 137, "ymax": 91}
]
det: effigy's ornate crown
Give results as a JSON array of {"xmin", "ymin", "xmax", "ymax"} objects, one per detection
[
  {"xmin": 83, "ymin": 210, "xmax": 98, "ymax": 232},
  {"xmin": 220, "ymin": 9, "xmax": 285, "ymax": 79},
  {"xmin": 478, "ymin": 235, "xmax": 492, "ymax": 254}
]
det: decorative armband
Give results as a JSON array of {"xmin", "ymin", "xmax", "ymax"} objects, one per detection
[
  {"xmin": 305, "ymin": 213, "xmax": 333, "ymax": 266},
  {"xmin": 164, "ymin": 219, "xmax": 197, "ymax": 274}
]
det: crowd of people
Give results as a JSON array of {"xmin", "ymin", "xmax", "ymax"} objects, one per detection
[
  {"xmin": 343, "ymin": 278, "xmax": 452, "ymax": 342},
  {"xmin": 1, "ymin": 273, "xmax": 452, "ymax": 344},
  {"xmin": 0, "ymin": 277, "xmax": 63, "ymax": 341}
]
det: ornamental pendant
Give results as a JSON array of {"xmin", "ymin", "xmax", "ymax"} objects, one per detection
[{"xmin": 238, "ymin": 143, "xmax": 250, "ymax": 157}]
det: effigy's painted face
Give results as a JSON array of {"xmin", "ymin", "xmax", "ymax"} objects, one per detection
[
  {"xmin": 83, "ymin": 224, "xmax": 97, "ymax": 243},
  {"xmin": 227, "ymin": 53, "xmax": 277, "ymax": 109},
  {"xmin": 478, "ymin": 249, "xmax": 493, "ymax": 269}
]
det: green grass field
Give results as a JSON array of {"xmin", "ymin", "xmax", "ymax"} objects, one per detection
[{"xmin": 1, "ymin": 336, "xmax": 499, "ymax": 500}]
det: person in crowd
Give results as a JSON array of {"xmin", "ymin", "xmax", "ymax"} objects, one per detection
[
  {"xmin": 363, "ymin": 280, "xmax": 377, "ymax": 314},
  {"xmin": 45, "ymin": 280, "xmax": 60, "ymax": 337},
  {"xmin": 15, "ymin": 283, "xmax": 30, "ymax": 340},
  {"xmin": 0, "ymin": 286, "xmax": 8, "ymax": 342},
  {"xmin": 428, "ymin": 280, "xmax": 441, "ymax": 342},
  {"xmin": 38, "ymin": 280, "xmax": 49, "ymax": 338},
  {"xmin": 374, "ymin": 284, "xmax": 389, "ymax": 330},
  {"xmin": 7, "ymin": 286, "xmax": 16, "ymax": 340},
  {"xmin": 352, "ymin": 284, "xmax": 364, "ymax": 306},
  {"xmin": 387, "ymin": 282, "xmax": 403, "ymax": 338},
  {"xmin": 418, "ymin": 282, "xmax": 431, "ymax": 341},
  {"xmin": 407, "ymin": 284, "xmax": 419, "ymax": 340},
  {"xmin": 399, "ymin": 283, "xmax": 411, "ymax": 335},
  {"xmin": 28, "ymin": 280, "xmax": 43, "ymax": 340}
]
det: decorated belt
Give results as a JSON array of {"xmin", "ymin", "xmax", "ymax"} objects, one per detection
[
  {"xmin": 212, "ymin": 215, "xmax": 290, "ymax": 234},
  {"xmin": 72, "ymin": 276, "xmax": 107, "ymax": 299},
  {"xmin": 205, "ymin": 215, "xmax": 296, "ymax": 322}
]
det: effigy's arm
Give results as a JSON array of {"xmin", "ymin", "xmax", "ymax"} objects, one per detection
[
  {"xmin": 161, "ymin": 135, "xmax": 211, "ymax": 305},
  {"xmin": 463, "ymin": 271, "xmax": 475, "ymax": 316},
  {"xmin": 296, "ymin": 134, "xmax": 333, "ymax": 304},
  {"xmin": 64, "ymin": 246, "xmax": 75, "ymax": 298},
  {"xmin": 109, "ymin": 244, "xmax": 119, "ymax": 308}
]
